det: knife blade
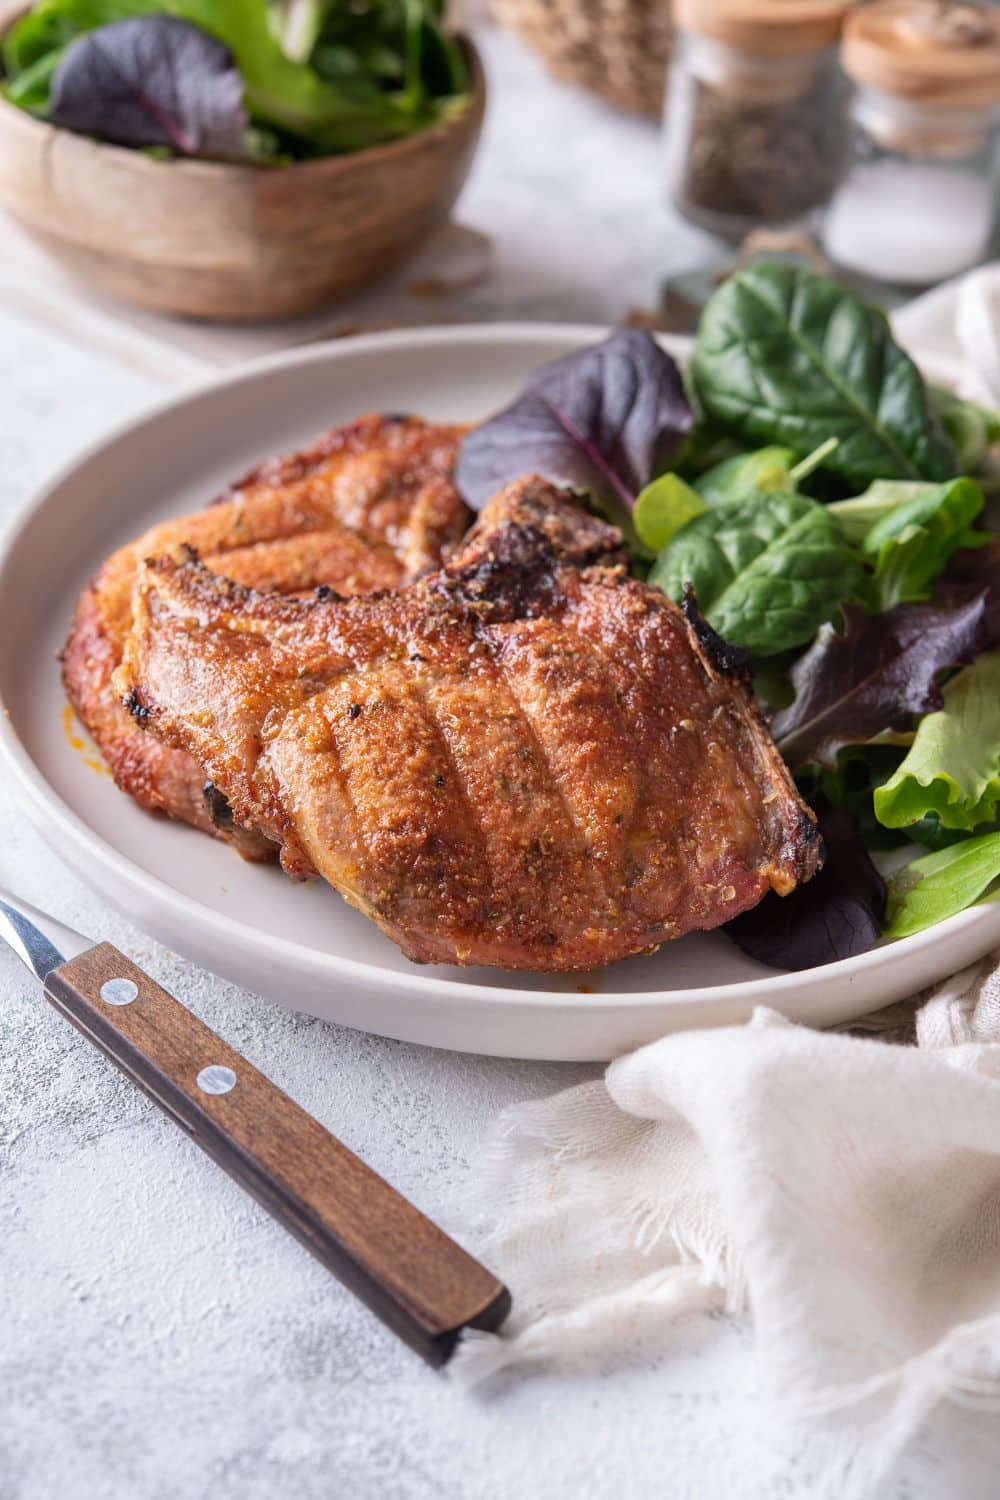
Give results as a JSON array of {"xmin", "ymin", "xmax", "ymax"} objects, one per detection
[
  {"xmin": 0, "ymin": 887, "xmax": 91, "ymax": 977},
  {"xmin": 0, "ymin": 884, "xmax": 510, "ymax": 1364}
]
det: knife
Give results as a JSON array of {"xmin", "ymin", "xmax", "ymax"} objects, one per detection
[{"xmin": 0, "ymin": 885, "xmax": 510, "ymax": 1365}]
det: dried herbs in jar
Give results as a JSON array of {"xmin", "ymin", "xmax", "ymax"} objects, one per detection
[{"xmin": 665, "ymin": 0, "xmax": 850, "ymax": 240}]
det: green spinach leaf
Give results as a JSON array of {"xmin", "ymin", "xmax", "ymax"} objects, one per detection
[
  {"xmin": 694, "ymin": 437, "xmax": 838, "ymax": 508},
  {"xmin": 694, "ymin": 445, "xmax": 798, "ymax": 506},
  {"xmin": 691, "ymin": 263, "xmax": 957, "ymax": 489},
  {"xmin": 648, "ymin": 489, "xmax": 862, "ymax": 656}
]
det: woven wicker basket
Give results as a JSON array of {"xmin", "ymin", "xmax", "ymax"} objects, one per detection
[{"xmin": 491, "ymin": 0, "xmax": 671, "ymax": 116}]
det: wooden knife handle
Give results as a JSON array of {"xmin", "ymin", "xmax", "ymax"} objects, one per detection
[{"xmin": 44, "ymin": 943, "xmax": 510, "ymax": 1366}]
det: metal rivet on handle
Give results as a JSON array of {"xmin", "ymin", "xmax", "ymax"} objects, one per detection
[
  {"xmin": 197, "ymin": 1065, "xmax": 237, "ymax": 1096},
  {"xmin": 100, "ymin": 978, "xmax": 139, "ymax": 1006}
]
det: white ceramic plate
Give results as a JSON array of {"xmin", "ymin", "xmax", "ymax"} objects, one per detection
[{"xmin": 2, "ymin": 325, "xmax": 997, "ymax": 1060}]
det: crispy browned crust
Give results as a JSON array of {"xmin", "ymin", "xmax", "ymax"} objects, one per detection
[
  {"xmin": 61, "ymin": 415, "xmax": 470, "ymax": 854},
  {"xmin": 116, "ymin": 477, "xmax": 821, "ymax": 971}
]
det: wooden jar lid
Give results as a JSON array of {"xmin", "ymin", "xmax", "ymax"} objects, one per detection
[
  {"xmin": 673, "ymin": 0, "xmax": 848, "ymax": 57},
  {"xmin": 842, "ymin": 1, "xmax": 1000, "ymax": 108}
]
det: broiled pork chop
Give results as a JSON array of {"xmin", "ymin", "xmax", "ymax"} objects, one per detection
[
  {"xmin": 116, "ymin": 478, "xmax": 821, "ymax": 971},
  {"xmin": 62, "ymin": 415, "xmax": 469, "ymax": 854}
]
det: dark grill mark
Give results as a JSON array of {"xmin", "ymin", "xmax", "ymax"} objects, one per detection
[
  {"xmin": 203, "ymin": 781, "xmax": 235, "ymax": 830},
  {"xmin": 123, "ymin": 688, "xmax": 150, "ymax": 723},
  {"xmin": 681, "ymin": 585, "xmax": 751, "ymax": 682}
]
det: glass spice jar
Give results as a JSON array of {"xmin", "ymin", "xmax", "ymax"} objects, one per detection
[
  {"xmin": 823, "ymin": 1, "xmax": 1000, "ymax": 291},
  {"xmin": 664, "ymin": 0, "xmax": 850, "ymax": 241}
]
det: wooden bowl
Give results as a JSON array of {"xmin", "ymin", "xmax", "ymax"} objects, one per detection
[{"xmin": 0, "ymin": 18, "xmax": 485, "ymax": 322}]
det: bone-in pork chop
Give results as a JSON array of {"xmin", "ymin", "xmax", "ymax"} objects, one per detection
[
  {"xmin": 116, "ymin": 479, "xmax": 821, "ymax": 971},
  {"xmin": 62, "ymin": 415, "xmax": 469, "ymax": 854}
]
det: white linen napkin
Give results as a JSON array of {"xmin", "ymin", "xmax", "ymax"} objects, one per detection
[
  {"xmin": 892, "ymin": 263, "xmax": 1000, "ymax": 409},
  {"xmin": 455, "ymin": 266, "xmax": 1000, "ymax": 1489},
  {"xmin": 457, "ymin": 981, "xmax": 1000, "ymax": 1455}
]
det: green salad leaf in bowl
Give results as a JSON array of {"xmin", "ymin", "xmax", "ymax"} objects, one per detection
[{"xmin": 1, "ymin": 0, "xmax": 469, "ymax": 161}]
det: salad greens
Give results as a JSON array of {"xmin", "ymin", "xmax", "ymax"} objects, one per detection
[
  {"xmin": 694, "ymin": 445, "xmax": 799, "ymax": 506},
  {"xmin": 633, "ymin": 473, "xmax": 706, "ymax": 552},
  {"xmin": 860, "ymin": 478, "xmax": 985, "ymax": 610},
  {"xmin": 455, "ymin": 329, "xmax": 693, "ymax": 541},
  {"xmin": 875, "ymin": 651, "xmax": 1000, "ymax": 833},
  {"xmin": 940, "ymin": 537, "xmax": 1000, "ymax": 648},
  {"xmin": 48, "ymin": 16, "xmax": 249, "ymax": 157},
  {"xmin": 691, "ymin": 262, "xmax": 956, "ymax": 488},
  {"xmin": 933, "ymin": 388, "xmax": 1000, "ymax": 476},
  {"xmin": 884, "ymin": 832, "xmax": 1000, "ymax": 940},
  {"xmin": 726, "ymin": 803, "xmax": 886, "ymax": 970},
  {"xmin": 771, "ymin": 596, "xmax": 986, "ymax": 771},
  {"xmin": 648, "ymin": 490, "xmax": 861, "ymax": 656},
  {"xmin": 456, "ymin": 262, "xmax": 1000, "ymax": 968},
  {"xmin": 693, "ymin": 437, "xmax": 838, "ymax": 509},
  {"xmin": 827, "ymin": 479, "xmax": 946, "ymax": 543},
  {"xmin": 2, "ymin": 0, "xmax": 468, "ymax": 159}
]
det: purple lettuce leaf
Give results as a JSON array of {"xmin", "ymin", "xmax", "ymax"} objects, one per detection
[
  {"xmin": 50, "ymin": 16, "xmax": 248, "ymax": 159},
  {"xmin": 772, "ymin": 593, "xmax": 987, "ymax": 772},
  {"xmin": 726, "ymin": 803, "xmax": 886, "ymax": 971},
  {"xmin": 455, "ymin": 330, "xmax": 693, "ymax": 518},
  {"xmin": 938, "ymin": 537, "xmax": 1000, "ymax": 646}
]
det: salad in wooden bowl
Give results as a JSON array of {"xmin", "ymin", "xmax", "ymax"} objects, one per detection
[{"xmin": 0, "ymin": 0, "xmax": 484, "ymax": 319}]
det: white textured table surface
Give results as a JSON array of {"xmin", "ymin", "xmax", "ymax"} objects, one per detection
[{"xmin": 2, "ymin": 27, "xmax": 998, "ymax": 1500}]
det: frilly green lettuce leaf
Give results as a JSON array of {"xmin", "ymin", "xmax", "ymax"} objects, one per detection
[{"xmin": 875, "ymin": 648, "xmax": 1000, "ymax": 832}]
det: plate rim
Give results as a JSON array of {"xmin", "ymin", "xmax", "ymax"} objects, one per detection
[{"xmin": 2, "ymin": 319, "xmax": 998, "ymax": 1014}]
